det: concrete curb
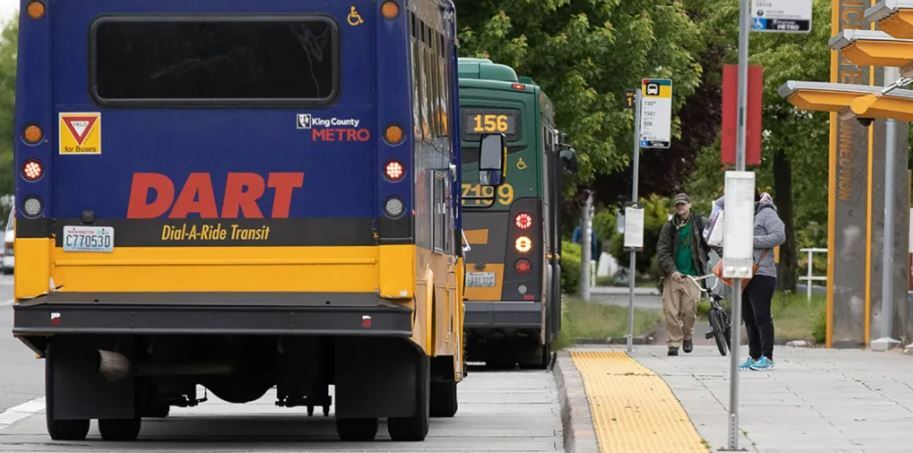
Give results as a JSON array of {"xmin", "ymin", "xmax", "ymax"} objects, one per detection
[{"xmin": 552, "ymin": 352, "xmax": 599, "ymax": 453}]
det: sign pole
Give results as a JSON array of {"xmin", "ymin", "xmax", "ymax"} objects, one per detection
[
  {"xmin": 627, "ymin": 89, "xmax": 642, "ymax": 354},
  {"xmin": 726, "ymin": 0, "xmax": 751, "ymax": 451}
]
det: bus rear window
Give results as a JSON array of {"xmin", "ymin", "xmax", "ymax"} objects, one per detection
[{"xmin": 92, "ymin": 17, "xmax": 338, "ymax": 104}]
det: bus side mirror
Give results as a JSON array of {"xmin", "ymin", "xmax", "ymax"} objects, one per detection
[
  {"xmin": 479, "ymin": 134, "xmax": 506, "ymax": 186},
  {"xmin": 560, "ymin": 148, "xmax": 578, "ymax": 174}
]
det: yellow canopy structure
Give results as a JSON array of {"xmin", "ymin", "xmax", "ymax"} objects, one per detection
[
  {"xmin": 829, "ymin": 30, "xmax": 913, "ymax": 68},
  {"xmin": 779, "ymin": 81, "xmax": 913, "ymax": 122},
  {"xmin": 867, "ymin": 0, "xmax": 913, "ymax": 40}
]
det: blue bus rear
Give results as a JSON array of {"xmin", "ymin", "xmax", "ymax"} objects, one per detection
[{"xmin": 13, "ymin": 0, "xmax": 463, "ymax": 442}]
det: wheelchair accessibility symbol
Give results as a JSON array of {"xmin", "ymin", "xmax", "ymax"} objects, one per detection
[
  {"xmin": 348, "ymin": 6, "xmax": 365, "ymax": 26},
  {"xmin": 516, "ymin": 158, "xmax": 528, "ymax": 171}
]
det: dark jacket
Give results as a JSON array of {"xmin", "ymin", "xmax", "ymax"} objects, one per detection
[{"xmin": 657, "ymin": 214, "xmax": 710, "ymax": 277}]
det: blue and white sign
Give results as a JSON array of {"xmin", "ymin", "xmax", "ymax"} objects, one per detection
[{"xmin": 751, "ymin": 0, "xmax": 812, "ymax": 34}]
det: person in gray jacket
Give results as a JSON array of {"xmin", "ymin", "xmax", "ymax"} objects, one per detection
[{"xmin": 739, "ymin": 191, "xmax": 786, "ymax": 371}]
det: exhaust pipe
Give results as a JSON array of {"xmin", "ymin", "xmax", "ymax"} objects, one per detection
[{"xmin": 98, "ymin": 349, "xmax": 132, "ymax": 383}]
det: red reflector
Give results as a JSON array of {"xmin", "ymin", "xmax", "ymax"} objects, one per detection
[
  {"xmin": 512, "ymin": 83, "xmax": 526, "ymax": 91},
  {"xmin": 515, "ymin": 213, "xmax": 533, "ymax": 229},
  {"xmin": 523, "ymin": 294, "xmax": 535, "ymax": 300},
  {"xmin": 22, "ymin": 159, "xmax": 43, "ymax": 181},
  {"xmin": 515, "ymin": 258, "xmax": 531, "ymax": 274},
  {"xmin": 385, "ymin": 160, "xmax": 405, "ymax": 181},
  {"xmin": 361, "ymin": 315, "xmax": 372, "ymax": 328}
]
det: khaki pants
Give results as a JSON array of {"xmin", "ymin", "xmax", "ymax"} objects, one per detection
[{"xmin": 662, "ymin": 276, "xmax": 701, "ymax": 348}]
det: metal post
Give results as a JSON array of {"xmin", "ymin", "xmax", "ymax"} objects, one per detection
[
  {"xmin": 627, "ymin": 89, "xmax": 642, "ymax": 354},
  {"xmin": 580, "ymin": 191, "xmax": 593, "ymax": 300},
  {"xmin": 807, "ymin": 249, "xmax": 814, "ymax": 302},
  {"xmin": 727, "ymin": 0, "xmax": 750, "ymax": 450},
  {"xmin": 881, "ymin": 112, "xmax": 898, "ymax": 341}
]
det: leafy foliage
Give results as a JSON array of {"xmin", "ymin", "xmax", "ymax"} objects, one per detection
[
  {"xmin": 455, "ymin": 0, "xmax": 705, "ymax": 185},
  {"xmin": 560, "ymin": 240, "xmax": 581, "ymax": 295},
  {"xmin": 0, "ymin": 18, "xmax": 16, "ymax": 195},
  {"xmin": 685, "ymin": 0, "xmax": 832, "ymax": 250}
]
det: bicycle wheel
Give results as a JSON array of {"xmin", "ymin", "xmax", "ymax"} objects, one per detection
[{"xmin": 709, "ymin": 309, "xmax": 728, "ymax": 356}]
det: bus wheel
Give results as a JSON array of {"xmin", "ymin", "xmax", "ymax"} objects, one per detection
[
  {"xmin": 336, "ymin": 418, "xmax": 378, "ymax": 441},
  {"xmin": 45, "ymin": 340, "xmax": 89, "ymax": 441},
  {"xmin": 46, "ymin": 417, "xmax": 89, "ymax": 441},
  {"xmin": 430, "ymin": 379, "xmax": 457, "ymax": 418},
  {"xmin": 98, "ymin": 418, "xmax": 141, "ymax": 441},
  {"xmin": 388, "ymin": 355, "xmax": 430, "ymax": 441}
]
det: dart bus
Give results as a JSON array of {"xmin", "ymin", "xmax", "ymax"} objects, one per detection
[
  {"xmin": 12, "ymin": 0, "xmax": 506, "ymax": 443},
  {"xmin": 458, "ymin": 58, "xmax": 575, "ymax": 369}
]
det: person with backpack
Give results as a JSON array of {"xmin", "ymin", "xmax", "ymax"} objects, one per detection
[{"xmin": 656, "ymin": 193, "xmax": 711, "ymax": 356}]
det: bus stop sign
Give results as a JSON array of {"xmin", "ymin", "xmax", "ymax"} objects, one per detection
[
  {"xmin": 639, "ymin": 79, "xmax": 672, "ymax": 149},
  {"xmin": 751, "ymin": 0, "xmax": 813, "ymax": 33}
]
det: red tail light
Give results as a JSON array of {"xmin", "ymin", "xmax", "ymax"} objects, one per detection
[
  {"xmin": 514, "ymin": 258, "xmax": 531, "ymax": 274},
  {"xmin": 22, "ymin": 159, "xmax": 43, "ymax": 181},
  {"xmin": 515, "ymin": 212, "xmax": 533, "ymax": 229},
  {"xmin": 384, "ymin": 160, "xmax": 405, "ymax": 182}
]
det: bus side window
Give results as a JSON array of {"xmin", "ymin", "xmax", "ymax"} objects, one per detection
[
  {"xmin": 437, "ymin": 33, "xmax": 449, "ymax": 138},
  {"xmin": 410, "ymin": 13, "xmax": 423, "ymax": 139}
]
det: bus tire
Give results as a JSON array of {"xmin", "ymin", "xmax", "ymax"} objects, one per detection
[
  {"xmin": 45, "ymin": 340, "xmax": 89, "ymax": 441},
  {"xmin": 336, "ymin": 418, "xmax": 378, "ymax": 441},
  {"xmin": 429, "ymin": 379, "xmax": 457, "ymax": 418},
  {"xmin": 388, "ymin": 354, "xmax": 430, "ymax": 441},
  {"xmin": 46, "ymin": 418, "xmax": 89, "ymax": 441},
  {"xmin": 98, "ymin": 418, "xmax": 141, "ymax": 441}
]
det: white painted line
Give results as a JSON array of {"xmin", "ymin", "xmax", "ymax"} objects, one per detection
[{"xmin": 0, "ymin": 397, "xmax": 45, "ymax": 429}]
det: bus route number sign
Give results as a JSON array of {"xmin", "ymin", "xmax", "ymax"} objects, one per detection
[{"xmin": 461, "ymin": 109, "xmax": 520, "ymax": 141}]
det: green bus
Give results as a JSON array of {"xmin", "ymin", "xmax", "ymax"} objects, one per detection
[{"xmin": 458, "ymin": 58, "xmax": 575, "ymax": 368}]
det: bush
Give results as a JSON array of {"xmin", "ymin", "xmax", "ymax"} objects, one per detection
[
  {"xmin": 561, "ymin": 241, "xmax": 581, "ymax": 295},
  {"xmin": 811, "ymin": 305, "xmax": 827, "ymax": 344}
]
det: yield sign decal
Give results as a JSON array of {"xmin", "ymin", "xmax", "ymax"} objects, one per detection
[
  {"xmin": 59, "ymin": 112, "xmax": 101, "ymax": 155},
  {"xmin": 63, "ymin": 116, "xmax": 98, "ymax": 145}
]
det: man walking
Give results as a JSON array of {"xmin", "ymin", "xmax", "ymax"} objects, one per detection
[{"xmin": 656, "ymin": 193, "xmax": 710, "ymax": 356}]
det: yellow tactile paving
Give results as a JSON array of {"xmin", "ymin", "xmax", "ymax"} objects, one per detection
[{"xmin": 571, "ymin": 351, "xmax": 708, "ymax": 453}]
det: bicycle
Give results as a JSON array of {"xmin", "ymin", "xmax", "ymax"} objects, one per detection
[{"xmin": 686, "ymin": 274, "xmax": 732, "ymax": 356}]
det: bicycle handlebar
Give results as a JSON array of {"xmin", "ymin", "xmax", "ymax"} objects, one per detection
[{"xmin": 684, "ymin": 274, "xmax": 720, "ymax": 293}]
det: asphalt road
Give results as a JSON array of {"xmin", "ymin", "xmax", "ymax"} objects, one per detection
[
  {"xmin": 0, "ymin": 274, "xmax": 44, "ymax": 412},
  {"xmin": 0, "ymin": 275, "xmax": 563, "ymax": 451}
]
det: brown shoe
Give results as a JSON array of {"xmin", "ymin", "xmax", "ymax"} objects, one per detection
[
  {"xmin": 668, "ymin": 347, "xmax": 679, "ymax": 356},
  {"xmin": 683, "ymin": 339, "xmax": 693, "ymax": 353}
]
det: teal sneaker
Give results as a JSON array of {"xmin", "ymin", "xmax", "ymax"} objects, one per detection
[
  {"xmin": 750, "ymin": 356, "xmax": 774, "ymax": 370},
  {"xmin": 738, "ymin": 357, "xmax": 755, "ymax": 370}
]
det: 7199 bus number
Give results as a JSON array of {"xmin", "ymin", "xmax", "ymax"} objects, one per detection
[{"xmin": 461, "ymin": 183, "xmax": 514, "ymax": 206}]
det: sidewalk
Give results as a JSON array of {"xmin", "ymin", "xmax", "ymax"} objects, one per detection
[{"xmin": 631, "ymin": 345, "xmax": 913, "ymax": 453}]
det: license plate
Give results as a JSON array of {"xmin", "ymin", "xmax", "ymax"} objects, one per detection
[
  {"xmin": 62, "ymin": 226, "xmax": 114, "ymax": 253},
  {"xmin": 466, "ymin": 272, "xmax": 496, "ymax": 288}
]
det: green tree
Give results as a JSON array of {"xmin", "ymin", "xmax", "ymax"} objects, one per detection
[
  {"xmin": 455, "ymin": 0, "xmax": 705, "ymax": 186},
  {"xmin": 685, "ymin": 0, "xmax": 832, "ymax": 292},
  {"xmin": 0, "ymin": 18, "xmax": 17, "ymax": 195}
]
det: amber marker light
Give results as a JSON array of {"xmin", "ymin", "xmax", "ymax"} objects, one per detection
[
  {"xmin": 384, "ymin": 124, "xmax": 404, "ymax": 145},
  {"xmin": 381, "ymin": 1, "xmax": 400, "ymax": 19},
  {"xmin": 27, "ymin": 1, "xmax": 46, "ymax": 20},
  {"xmin": 23, "ymin": 125, "xmax": 43, "ymax": 144},
  {"xmin": 515, "ymin": 236, "xmax": 532, "ymax": 253}
]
